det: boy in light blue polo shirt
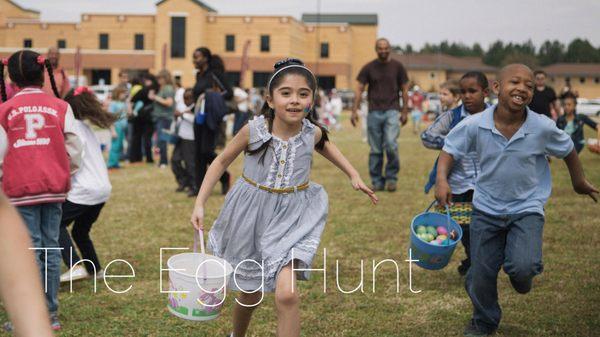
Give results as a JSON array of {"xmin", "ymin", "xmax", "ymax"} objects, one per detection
[{"xmin": 435, "ymin": 64, "xmax": 598, "ymax": 336}]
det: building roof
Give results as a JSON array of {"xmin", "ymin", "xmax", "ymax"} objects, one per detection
[
  {"xmin": 391, "ymin": 53, "xmax": 497, "ymax": 73},
  {"xmin": 155, "ymin": 0, "xmax": 216, "ymax": 13},
  {"xmin": 301, "ymin": 13, "xmax": 377, "ymax": 25},
  {"xmin": 542, "ymin": 63, "xmax": 600, "ymax": 77},
  {"xmin": 6, "ymin": 0, "xmax": 40, "ymax": 14}
]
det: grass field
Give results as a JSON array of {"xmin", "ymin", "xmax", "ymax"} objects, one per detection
[{"xmin": 3, "ymin": 115, "xmax": 599, "ymax": 336}]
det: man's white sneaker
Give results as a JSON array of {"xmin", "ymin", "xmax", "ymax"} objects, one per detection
[{"xmin": 60, "ymin": 265, "xmax": 90, "ymax": 283}]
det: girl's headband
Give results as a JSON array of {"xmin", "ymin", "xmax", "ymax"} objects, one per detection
[
  {"xmin": 1, "ymin": 58, "xmax": 7, "ymax": 66},
  {"xmin": 266, "ymin": 64, "xmax": 317, "ymax": 94},
  {"xmin": 37, "ymin": 55, "xmax": 46, "ymax": 65}
]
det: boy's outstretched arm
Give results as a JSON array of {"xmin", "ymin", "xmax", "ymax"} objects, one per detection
[
  {"xmin": 435, "ymin": 151, "xmax": 455, "ymax": 206},
  {"xmin": 316, "ymin": 130, "xmax": 378, "ymax": 204},
  {"xmin": 563, "ymin": 149, "xmax": 599, "ymax": 202}
]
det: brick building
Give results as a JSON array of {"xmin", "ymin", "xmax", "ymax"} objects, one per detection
[{"xmin": 0, "ymin": 0, "xmax": 377, "ymax": 90}]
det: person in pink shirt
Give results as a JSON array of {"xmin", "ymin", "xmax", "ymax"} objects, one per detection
[{"xmin": 43, "ymin": 47, "xmax": 70, "ymax": 98}]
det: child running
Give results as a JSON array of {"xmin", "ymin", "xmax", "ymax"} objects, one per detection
[
  {"xmin": 0, "ymin": 50, "xmax": 83, "ymax": 331},
  {"xmin": 421, "ymin": 71, "xmax": 490, "ymax": 276},
  {"xmin": 435, "ymin": 64, "xmax": 598, "ymax": 336},
  {"xmin": 59, "ymin": 87, "xmax": 116, "ymax": 283},
  {"xmin": 171, "ymin": 88, "xmax": 197, "ymax": 196},
  {"xmin": 556, "ymin": 91, "xmax": 600, "ymax": 154},
  {"xmin": 190, "ymin": 58, "xmax": 377, "ymax": 337}
]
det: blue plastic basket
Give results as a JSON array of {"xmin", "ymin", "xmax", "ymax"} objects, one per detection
[{"xmin": 409, "ymin": 201, "xmax": 463, "ymax": 270}]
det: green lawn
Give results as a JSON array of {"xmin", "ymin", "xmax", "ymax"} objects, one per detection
[{"xmin": 4, "ymin": 116, "xmax": 599, "ymax": 336}]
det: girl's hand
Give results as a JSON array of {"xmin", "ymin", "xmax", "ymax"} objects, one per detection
[
  {"xmin": 148, "ymin": 90, "xmax": 156, "ymax": 101},
  {"xmin": 573, "ymin": 179, "xmax": 599, "ymax": 202},
  {"xmin": 190, "ymin": 206, "xmax": 205, "ymax": 230},
  {"xmin": 351, "ymin": 175, "xmax": 378, "ymax": 205}
]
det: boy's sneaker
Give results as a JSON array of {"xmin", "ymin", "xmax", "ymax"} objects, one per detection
[
  {"xmin": 96, "ymin": 269, "xmax": 105, "ymax": 280},
  {"xmin": 463, "ymin": 320, "xmax": 495, "ymax": 336},
  {"xmin": 370, "ymin": 184, "xmax": 384, "ymax": 192},
  {"xmin": 3, "ymin": 321, "xmax": 13, "ymax": 332},
  {"xmin": 3, "ymin": 312, "xmax": 62, "ymax": 332},
  {"xmin": 50, "ymin": 312, "xmax": 61, "ymax": 331},
  {"xmin": 386, "ymin": 183, "xmax": 397, "ymax": 192},
  {"xmin": 60, "ymin": 265, "xmax": 90, "ymax": 283},
  {"xmin": 509, "ymin": 276, "xmax": 532, "ymax": 294}
]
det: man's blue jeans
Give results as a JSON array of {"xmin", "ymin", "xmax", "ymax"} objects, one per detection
[
  {"xmin": 367, "ymin": 109, "xmax": 400, "ymax": 187},
  {"xmin": 18, "ymin": 203, "xmax": 63, "ymax": 314},
  {"xmin": 466, "ymin": 208, "xmax": 544, "ymax": 333}
]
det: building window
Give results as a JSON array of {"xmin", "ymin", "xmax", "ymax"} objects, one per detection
[
  {"xmin": 23, "ymin": 39, "xmax": 32, "ymax": 48},
  {"xmin": 171, "ymin": 17, "xmax": 186, "ymax": 58},
  {"xmin": 595, "ymin": 77, "xmax": 600, "ymax": 84},
  {"xmin": 579, "ymin": 77, "xmax": 586, "ymax": 84},
  {"xmin": 260, "ymin": 35, "xmax": 270, "ymax": 52},
  {"xmin": 57, "ymin": 39, "xmax": 66, "ymax": 49},
  {"xmin": 99, "ymin": 33, "xmax": 109, "ymax": 50},
  {"xmin": 430, "ymin": 72, "xmax": 436, "ymax": 79},
  {"xmin": 225, "ymin": 35, "xmax": 235, "ymax": 52},
  {"xmin": 134, "ymin": 34, "xmax": 144, "ymax": 50},
  {"xmin": 253, "ymin": 72, "xmax": 271, "ymax": 87},
  {"xmin": 225, "ymin": 72, "xmax": 240, "ymax": 87},
  {"xmin": 320, "ymin": 42, "xmax": 329, "ymax": 58}
]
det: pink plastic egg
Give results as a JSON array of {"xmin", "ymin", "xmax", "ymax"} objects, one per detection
[{"xmin": 437, "ymin": 226, "xmax": 448, "ymax": 236}]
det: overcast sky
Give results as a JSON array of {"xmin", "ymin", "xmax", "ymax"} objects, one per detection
[{"xmin": 14, "ymin": 0, "xmax": 600, "ymax": 49}]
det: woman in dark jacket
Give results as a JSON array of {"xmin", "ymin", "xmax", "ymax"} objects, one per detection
[
  {"xmin": 191, "ymin": 47, "xmax": 233, "ymax": 196},
  {"xmin": 129, "ymin": 74, "xmax": 158, "ymax": 163}
]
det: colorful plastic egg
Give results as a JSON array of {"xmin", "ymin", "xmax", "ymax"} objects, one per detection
[
  {"xmin": 436, "ymin": 226, "xmax": 448, "ymax": 236},
  {"xmin": 416, "ymin": 225, "xmax": 427, "ymax": 235}
]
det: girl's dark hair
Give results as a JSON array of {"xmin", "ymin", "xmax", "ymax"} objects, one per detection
[
  {"xmin": 460, "ymin": 71, "xmax": 489, "ymax": 90},
  {"xmin": 0, "ymin": 50, "xmax": 59, "ymax": 101},
  {"xmin": 194, "ymin": 47, "xmax": 225, "ymax": 75},
  {"xmin": 64, "ymin": 89, "xmax": 117, "ymax": 129},
  {"xmin": 246, "ymin": 58, "xmax": 329, "ymax": 162},
  {"xmin": 142, "ymin": 73, "xmax": 159, "ymax": 90},
  {"xmin": 0, "ymin": 60, "xmax": 6, "ymax": 102},
  {"xmin": 561, "ymin": 91, "xmax": 578, "ymax": 103}
]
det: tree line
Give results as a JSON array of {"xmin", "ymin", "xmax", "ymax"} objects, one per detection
[{"xmin": 392, "ymin": 39, "xmax": 600, "ymax": 68}]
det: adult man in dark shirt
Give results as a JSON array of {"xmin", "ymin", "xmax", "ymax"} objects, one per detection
[
  {"xmin": 351, "ymin": 38, "xmax": 409, "ymax": 192},
  {"xmin": 528, "ymin": 70, "xmax": 559, "ymax": 120}
]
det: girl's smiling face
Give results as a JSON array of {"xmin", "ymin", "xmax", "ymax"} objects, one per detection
[{"xmin": 267, "ymin": 74, "xmax": 313, "ymax": 125}]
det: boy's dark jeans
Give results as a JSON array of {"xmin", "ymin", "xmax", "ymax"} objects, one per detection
[{"xmin": 466, "ymin": 208, "xmax": 544, "ymax": 333}]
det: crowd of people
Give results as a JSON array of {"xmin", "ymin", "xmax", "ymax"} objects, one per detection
[{"xmin": 0, "ymin": 37, "xmax": 598, "ymax": 337}]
